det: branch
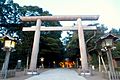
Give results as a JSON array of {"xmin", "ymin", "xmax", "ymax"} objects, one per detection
[
  {"xmin": 86, "ymin": 31, "xmax": 96, "ymax": 44},
  {"xmin": 88, "ymin": 44, "xmax": 97, "ymax": 52},
  {"xmin": 86, "ymin": 31, "xmax": 97, "ymax": 52}
]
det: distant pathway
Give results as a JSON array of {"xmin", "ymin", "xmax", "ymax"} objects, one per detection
[{"xmin": 26, "ymin": 68, "xmax": 86, "ymax": 80}]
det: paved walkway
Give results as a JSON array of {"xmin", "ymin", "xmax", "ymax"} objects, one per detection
[
  {"xmin": 25, "ymin": 69, "xmax": 86, "ymax": 80},
  {"xmin": 0, "ymin": 68, "xmax": 108, "ymax": 80}
]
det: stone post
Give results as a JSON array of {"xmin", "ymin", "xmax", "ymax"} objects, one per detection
[
  {"xmin": 77, "ymin": 18, "xmax": 88, "ymax": 71},
  {"xmin": 2, "ymin": 50, "xmax": 10, "ymax": 79},
  {"xmin": 29, "ymin": 19, "xmax": 41, "ymax": 71}
]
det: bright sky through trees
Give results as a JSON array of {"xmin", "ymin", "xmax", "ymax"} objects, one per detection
[{"xmin": 14, "ymin": 0, "xmax": 120, "ymax": 31}]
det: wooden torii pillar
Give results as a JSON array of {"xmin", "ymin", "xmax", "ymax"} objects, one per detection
[{"xmin": 21, "ymin": 15, "xmax": 99, "ymax": 74}]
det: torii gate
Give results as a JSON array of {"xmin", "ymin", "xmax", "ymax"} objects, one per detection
[{"xmin": 21, "ymin": 15, "xmax": 99, "ymax": 73}]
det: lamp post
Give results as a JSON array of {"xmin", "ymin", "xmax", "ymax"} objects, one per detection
[
  {"xmin": 16, "ymin": 60, "xmax": 22, "ymax": 70},
  {"xmin": 97, "ymin": 34, "xmax": 118, "ymax": 79},
  {"xmin": 76, "ymin": 58, "xmax": 79, "ymax": 68},
  {"xmin": 1, "ymin": 35, "xmax": 16, "ymax": 79},
  {"xmin": 40, "ymin": 57, "xmax": 44, "ymax": 68}
]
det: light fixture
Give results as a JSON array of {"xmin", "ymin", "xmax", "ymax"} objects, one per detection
[
  {"xmin": 40, "ymin": 57, "xmax": 44, "ymax": 62},
  {"xmin": 98, "ymin": 34, "xmax": 118, "ymax": 48},
  {"xmin": 101, "ymin": 39, "xmax": 113, "ymax": 47},
  {"xmin": 4, "ymin": 40, "xmax": 16, "ymax": 48}
]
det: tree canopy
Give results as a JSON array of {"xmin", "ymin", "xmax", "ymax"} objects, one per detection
[{"xmin": 0, "ymin": 0, "xmax": 64, "ymax": 68}]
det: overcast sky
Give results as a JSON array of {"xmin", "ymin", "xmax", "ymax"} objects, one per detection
[{"xmin": 14, "ymin": 0, "xmax": 120, "ymax": 30}]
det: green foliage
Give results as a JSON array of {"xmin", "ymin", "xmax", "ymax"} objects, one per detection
[
  {"xmin": 112, "ymin": 41, "xmax": 120, "ymax": 57},
  {"xmin": 109, "ymin": 28, "xmax": 120, "ymax": 58},
  {"xmin": 20, "ymin": 7, "xmax": 63, "ymax": 67},
  {"xmin": 63, "ymin": 31, "xmax": 79, "ymax": 59},
  {"xmin": 63, "ymin": 24, "xmax": 109, "ymax": 62},
  {"xmin": 89, "ymin": 53, "xmax": 98, "ymax": 66},
  {"xmin": 19, "ymin": 6, "xmax": 43, "ymax": 16},
  {"xmin": 0, "ymin": 0, "xmax": 6, "ymax": 5}
]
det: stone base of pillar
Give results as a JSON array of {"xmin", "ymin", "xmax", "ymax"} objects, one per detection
[
  {"xmin": 79, "ymin": 69, "xmax": 93, "ymax": 76},
  {"xmin": 26, "ymin": 69, "xmax": 38, "ymax": 75}
]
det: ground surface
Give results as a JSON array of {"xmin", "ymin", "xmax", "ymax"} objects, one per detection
[{"xmin": 0, "ymin": 68, "xmax": 107, "ymax": 80}]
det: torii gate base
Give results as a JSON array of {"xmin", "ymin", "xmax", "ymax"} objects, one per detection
[{"xmin": 21, "ymin": 15, "xmax": 99, "ymax": 75}]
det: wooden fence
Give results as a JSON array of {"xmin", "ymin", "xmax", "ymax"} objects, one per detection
[
  {"xmin": 108, "ymin": 71, "xmax": 120, "ymax": 80},
  {"xmin": 0, "ymin": 70, "xmax": 16, "ymax": 78}
]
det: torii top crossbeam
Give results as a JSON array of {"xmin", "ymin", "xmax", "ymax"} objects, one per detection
[{"xmin": 20, "ymin": 15, "xmax": 99, "ymax": 21}]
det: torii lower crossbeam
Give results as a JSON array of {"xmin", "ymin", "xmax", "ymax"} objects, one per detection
[{"xmin": 23, "ymin": 26, "xmax": 96, "ymax": 31}]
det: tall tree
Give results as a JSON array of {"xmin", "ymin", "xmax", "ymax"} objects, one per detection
[
  {"xmin": 0, "ymin": 0, "xmax": 64, "ymax": 68},
  {"xmin": 63, "ymin": 24, "xmax": 108, "ymax": 65},
  {"xmin": 109, "ymin": 28, "xmax": 120, "ymax": 57},
  {"xmin": 0, "ymin": 0, "xmax": 22, "ymax": 69},
  {"xmin": 17, "ymin": 6, "xmax": 63, "ymax": 68}
]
